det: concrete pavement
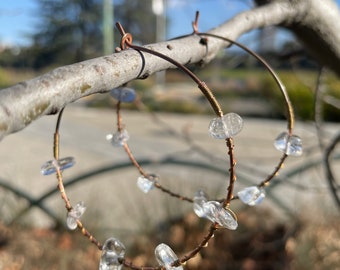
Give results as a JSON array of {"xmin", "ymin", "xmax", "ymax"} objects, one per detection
[{"xmin": 0, "ymin": 104, "xmax": 338, "ymax": 239}]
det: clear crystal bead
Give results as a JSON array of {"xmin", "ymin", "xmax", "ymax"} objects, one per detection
[
  {"xmin": 215, "ymin": 206, "xmax": 238, "ymax": 230},
  {"xmin": 155, "ymin": 243, "xmax": 183, "ymax": 270},
  {"xmin": 209, "ymin": 113, "xmax": 243, "ymax": 139},
  {"xmin": 106, "ymin": 129, "xmax": 129, "ymax": 146},
  {"xmin": 137, "ymin": 175, "xmax": 155, "ymax": 193},
  {"xmin": 238, "ymin": 186, "xmax": 266, "ymax": 206},
  {"xmin": 274, "ymin": 132, "xmax": 302, "ymax": 156},
  {"xmin": 110, "ymin": 87, "xmax": 136, "ymax": 103},
  {"xmin": 193, "ymin": 190, "xmax": 208, "ymax": 217},
  {"xmin": 66, "ymin": 215, "xmax": 78, "ymax": 230},
  {"xmin": 41, "ymin": 157, "xmax": 75, "ymax": 175},
  {"xmin": 201, "ymin": 201, "xmax": 220, "ymax": 221},
  {"xmin": 66, "ymin": 201, "xmax": 86, "ymax": 230},
  {"xmin": 203, "ymin": 201, "xmax": 238, "ymax": 230},
  {"xmin": 99, "ymin": 238, "xmax": 125, "ymax": 270},
  {"xmin": 193, "ymin": 192, "xmax": 238, "ymax": 230}
]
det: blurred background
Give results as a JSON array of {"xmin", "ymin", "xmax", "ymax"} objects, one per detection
[{"xmin": 0, "ymin": 0, "xmax": 339, "ymax": 269}]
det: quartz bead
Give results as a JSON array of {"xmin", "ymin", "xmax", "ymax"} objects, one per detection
[
  {"xmin": 99, "ymin": 238, "xmax": 125, "ymax": 270},
  {"xmin": 41, "ymin": 157, "xmax": 75, "ymax": 175},
  {"xmin": 217, "ymin": 207, "xmax": 238, "ymax": 230},
  {"xmin": 274, "ymin": 132, "xmax": 302, "ymax": 156},
  {"xmin": 106, "ymin": 129, "xmax": 129, "ymax": 146},
  {"xmin": 193, "ymin": 191, "xmax": 238, "ymax": 230},
  {"xmin": 110, "ymin": 87, "xmax": 136, "ymax": 103},
  {"xmin": 193, "ymin": 190, "xmax": 208, "ymax": 217},
  {"xmin": 209, "ymin": 113, "xmax": 243, "ymax": 139},
  {"xmin": 155, "ymin": 243, "xmax": 183, "ymax": 270},
  {"xmin": 66, "ymin": 201, "xmax": 86, "ymax": 230},
  {"xmin": 137, "ymin": 175, "xmax": 155, "ymax": 193},
  {"xmin": 238, "ymin": 186, "xmax": 266, "ymax": 206},
  {"xmin": 203, "ymin": 201, "xmax": 238, "ymax": 230}
]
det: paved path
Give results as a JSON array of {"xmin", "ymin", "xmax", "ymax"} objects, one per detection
[{"xmin": 0, "ymin": 105, "xmax": 338, "ymax": 239}]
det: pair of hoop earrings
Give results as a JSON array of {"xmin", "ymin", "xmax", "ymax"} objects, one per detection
[{"xmin": 40, "ymin": 12, "xmax": 303, "ymax": 270}]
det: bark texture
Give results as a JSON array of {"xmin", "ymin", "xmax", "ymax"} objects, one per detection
[{"xmin": 1, "ymin": 0, "xmax": 339, "ymax": 140}]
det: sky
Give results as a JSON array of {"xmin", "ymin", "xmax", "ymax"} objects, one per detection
[
  {"xmin": 0, "ymin": 0, "xmax": 252, "ymax": 47},
  {"xmin": 0, "ymin": 0, "xmax": 37, "ymax": 46},
  {"xmin": 0, "ymin": 0, "xmax": 340, "ymax": 49}
]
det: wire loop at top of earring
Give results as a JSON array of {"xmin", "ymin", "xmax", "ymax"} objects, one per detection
[
  {"xmin": 121, "ymin": 33, "xmax": 133, "ymax": 50},
  {"xmin": 116, "ymin": 22, "xmax": 133, "ymax": 50}
]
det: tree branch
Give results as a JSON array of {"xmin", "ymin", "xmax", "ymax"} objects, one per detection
[
  {"xmin": 1, "ymin": 0, "xmax": 339, "ymax": 140},
  {"xmin": 255, "ymin": 0, "xmax": 340, "ymax": 76}
]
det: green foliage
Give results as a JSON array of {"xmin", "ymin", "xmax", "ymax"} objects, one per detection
[
  {"xmin": 20, "ymin": 0, "xmax": 157, "ymax": 69},
  {"xmin": 114, "ymin": 0, "xmax": 157, "ymax": 45},
  {"xmin": 84, "ymin": 68, "xmax": 339, "ymax": 121},
  {"xmin": 323, "ymin": 74, "xmax": 340, "ymax": 121},
  {"xmin": 261, "ymin": 71, "xmax": 316, "ymax": 120},
  {"xmin": 199, "ymin": 67, "xmax": 339, "ymax": 121},
  {"xmin": 0, "ymin": 68, "xmax": 10, "ymax": 89},
  {"xmin": 142, "ymin": 97, "xmax": 205, "ymax": 114},
  {"xmin": 0, "ymin": 68, "xmax": 37, "ymax": 89},
  {"xmin": 30, "ymin": 0, "xmax": 103, "ymax": 68}
]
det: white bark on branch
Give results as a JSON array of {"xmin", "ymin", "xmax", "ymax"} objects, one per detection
[{"xmin": 0, "ymin": 0, "xmax": 339, "ymax": 140}]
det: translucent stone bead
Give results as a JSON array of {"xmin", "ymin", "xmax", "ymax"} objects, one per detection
[
  {"xmin": 193, "ymin": 190, "xmax": 208, "ymax": 217},
  {"xmin": 155, "ymin": 243, "xmax": 183, "ymax": 270},
  {"xmin": 41, "ymin": 157, "xmax": 75, "ymax": 175},
  {"xmin": 106, "ymin": 129, "xmax": 129, "ymax": 146},
  {"xmin": 193, "ymin": 190, "xmax": 238, "ymax": 230},
  {"xmin": 238, "ymin": 186, "xmax": 266, "ymax": 206},
  {"xmin": 66, "ymin": 201, "xmax": 86, "ymax": 230},
  {"xmin": 99, "ymin": 238, "xmax": 125, "ymax": 270},
  {"xmin": 137, "ymin": 175, "xmax": 155, "ymax": 193},
  {"xmin": 110, "ymin": 87, "xmax": 136, "ymax": 103},
  {"xmin": 203, "ymin": 201, "xmax": 238, "ymax": 230},
  {"xmin": 201, "ymin": 201, "xmax": 220, "ymax": 222},
  {"xmin": 209, "ymin": 113, "xmax": 243, "ymax": 139},
  {"xmin": 274, "ymin": 132, "xmax": 302, "ymax": 156},
  {"xmin": 217, "ymin": 207, "xmax": 238, "ymax": 230}
]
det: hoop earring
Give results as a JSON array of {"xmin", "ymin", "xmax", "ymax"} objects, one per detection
[{"xmin": 40, "ymin": 13, "xmax": 303, "ymax": 270}]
